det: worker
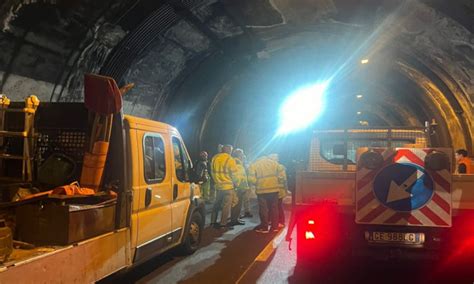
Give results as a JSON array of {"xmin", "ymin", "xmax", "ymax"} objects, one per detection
[
  {"xmin": 455, "ymin": 149, "xmax": 472, "ymax": 174},
  {"xmin": 240, "ymin": 153, "xmax": 253, "ymax": 218},
  {"xmin": 209, "ymin": 144, "xmax": 224, "ymax": 203},
  {"xmin": 195, "ymin": 151, "xmax": 210, "ymax": 202},
  {"xmin": 229, "ymin": 148, "xmax": 249, "ymax": 226},
  {"xmin": 210, "ymin": 144, "xmax": 239, "ymax": 229},
  {"xmin": 248, "ymin": 153, "xmax": 286, "ymax": 233},
  {"xmin": 269, "ymin": 154, "xmax": 288, "ymax": 228}
]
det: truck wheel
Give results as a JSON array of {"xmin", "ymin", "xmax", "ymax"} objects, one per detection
[{"xmin": 180, "ymin": 211, "xmax": 203, "ymax": 255}]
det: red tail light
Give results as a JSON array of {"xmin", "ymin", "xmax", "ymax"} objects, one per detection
[{"xmin": 305, "ymin": 231, "xmax": 316, "ymax": 239}]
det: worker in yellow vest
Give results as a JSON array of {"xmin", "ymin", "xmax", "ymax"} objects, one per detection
[
  {"xmin": 210, "ymin": 145, "xmax": 239, "ymax": 229},
  {"xmin": 248, "ymin": 153, "xmax": 286, "ymax": 233},
  {"xmin": 240, "ymin": 153, "xmax": 253, "ymax": 218},
  {"xmin": 269, "ymin": 154, "xmax": 288, "ymax": 228},
  {"xmin": 230, "ymin": 148, "xmax": 249, "ymax": 226},
  {"xmin": 209, "ymin": 144, "xmax": 223, "ymax": 202}
]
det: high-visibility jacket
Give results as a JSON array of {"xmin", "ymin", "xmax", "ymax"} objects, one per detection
[
  {"xmin": 458, "ymin": 157, "xmax": 472, "ymax": 174},
  {"xmin": 277, "ymin": 164, "xmax": 288, "ymax": 199},
  {"xmin": 235, "ymin": 159, "xmax": 250, "ymax": 191},
  {"xmin": 211, "ymin": 153, "xmax": 238, "ymax": 190},
  {"xmin": 248, "ymin": 156, "xmax": 286, "ymax": 194}
]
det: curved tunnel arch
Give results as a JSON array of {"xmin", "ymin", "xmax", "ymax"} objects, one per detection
[{"xmin": 0, "ymin": 0, "xmax": 472, "ymax": 157}]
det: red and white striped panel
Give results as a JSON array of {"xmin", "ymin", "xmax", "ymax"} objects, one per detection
[{"xmin": 355, "ymin": 148, "xmax": 452, "ymax": 227}]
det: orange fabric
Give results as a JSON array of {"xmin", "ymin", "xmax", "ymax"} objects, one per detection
[
  {"xmin": 80, "ymin": 141, "xmax": 109, "ymax": 191},
  {"xmin": 52, "ymin": 182, "xmax": 95, "ymax": 196},
  {"xmin": 458, "ymin": 157, "xmax": 472, "ymax": 174}
]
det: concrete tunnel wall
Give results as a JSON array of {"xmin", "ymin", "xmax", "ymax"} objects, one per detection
[{"xmin": 0, "ymin": 0, "xmax": 473, "ymax": 158}]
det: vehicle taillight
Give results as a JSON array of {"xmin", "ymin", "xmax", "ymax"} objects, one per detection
[
  {"xmin": 305, "ymin": 231, "xmax": 315, "ymax": 239},
  {"xmin": 299, "ymin": 202, "xmax": 340, "ymax": 243}
]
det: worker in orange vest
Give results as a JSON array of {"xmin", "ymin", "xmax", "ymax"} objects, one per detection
[{"xmin": 455, "ymin": 149, "xmax": 472, "ymax": 174}]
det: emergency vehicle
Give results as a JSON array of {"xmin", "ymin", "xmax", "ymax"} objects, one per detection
[{"xmin": 287, "ymin": 128, "xmax": 474, "ymax": 264}]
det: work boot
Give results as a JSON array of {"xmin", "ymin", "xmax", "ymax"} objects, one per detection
[
  {"xmin": 241, "ymin": 212, "xmax": 253, "ymax": 218},
  {"xmin": 255, "ymin": 226, "xmax": 269, "ymax": 234},
  {"xmin": 214, "ymin": 224, "xmax": 233, "ymax": 230},
  {"xmin": 229, "ymin": 220, "xmax": 245, "ymax": 226}
]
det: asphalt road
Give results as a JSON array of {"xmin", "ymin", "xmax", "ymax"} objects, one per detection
[
  {"xmin": 102, "ymin": 201, "xmax": 474, "ymax": 284},
  {"xmin": 101, "ymin": 201, "xmax": 287, "ymax": 284}
]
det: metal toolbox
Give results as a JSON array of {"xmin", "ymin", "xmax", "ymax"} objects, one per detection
[{"xmin": 16, "ymin": 198, "xmax": 116, "ymax": 246}]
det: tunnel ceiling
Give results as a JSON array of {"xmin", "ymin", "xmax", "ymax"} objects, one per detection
[{"xmin": 0, "ymin": 0, "xmax": 473, "ymax": 155}]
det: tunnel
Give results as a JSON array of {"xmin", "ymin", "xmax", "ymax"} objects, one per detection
[{"xmin": 0, "ymin": 0, "xmax": 473, "ymax": 160}]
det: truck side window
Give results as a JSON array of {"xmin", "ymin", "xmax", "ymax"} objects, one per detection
[
  {"xmin": 172, "ymin": 137, "xmax": 190, "ymax": 182},
  {"xmin": 144, "ymin": 135, "xmax": 166, "ymax": 183}
]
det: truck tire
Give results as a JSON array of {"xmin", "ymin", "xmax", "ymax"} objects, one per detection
[{"xmin": 179, "ymin": 211, "xmax": 203, "ymax": 255}]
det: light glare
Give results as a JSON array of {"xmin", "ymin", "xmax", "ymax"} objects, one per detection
[
  {"xmin": 277, "ymin": 82, "xmax": 328, "ymax": 135},
  {"xmin": 356, "ymin": 94, "xmax": 363, "ymax": 99},
  {"xmin": 361, "ymin": 59, "xmax": 369, "ymax": 64}
]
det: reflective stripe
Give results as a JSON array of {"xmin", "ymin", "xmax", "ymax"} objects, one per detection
[
  {"xmin": 258, "ymin": 174, "xmax": 278, "ymax": 179},
  {"xmin": 223, "ymin": 157, "xmax": 230, "ymax": 175},
  {"xmin": 257, "ymin": 186, "xmax": 280, "ymax": 190},
  {"xmin": 212, "ymin": 156, "xmax": 232, "ymax": 175}
]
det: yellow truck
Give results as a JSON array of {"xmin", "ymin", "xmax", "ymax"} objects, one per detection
[
  {"xmin": 0, "ymin": 101, "xmax": 204, "ymax": 283},
  {"xmin": 288, "ymin": 128, "xmax": 474, "ymax": 265}
]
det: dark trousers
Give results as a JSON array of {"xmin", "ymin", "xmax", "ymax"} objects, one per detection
[
  {"xmin": 278, "ymin": 198, "xmax": 285, "ymax": 224},
  {"xmin": 210, "ymin": 180, "xmax": 217, "ymax": 201},
  {"xmin": 211, "ymin": 190, "xmax": 233, "ymax": 225},
  {"xmin": 257, "ymin": 192, "xmax": 279, "ymax": 230},
  {"xmin": 230, "ymin": 189, "xmax": 249, "ymax": 222}
]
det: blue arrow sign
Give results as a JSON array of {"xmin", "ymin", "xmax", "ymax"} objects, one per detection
[{"xmin": 373, "ymin": 163, "xmax": 434, "ymax": 212}]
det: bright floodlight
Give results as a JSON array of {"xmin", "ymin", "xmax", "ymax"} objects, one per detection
[{"xmin": 277, "ymin": 82, "xmax": 328, "ymax": 135}]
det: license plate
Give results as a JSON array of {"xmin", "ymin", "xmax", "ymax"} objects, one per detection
[{"xmin": 365, "ymin": 231, "xmax": 425, "ymax": 245}]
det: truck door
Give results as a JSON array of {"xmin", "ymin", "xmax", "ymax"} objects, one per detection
[
  {"xmin": 170, "ymin": 136, "xmax": 192, "ymax": 241},
  {"xmin": 135, "ymin": 132, "xmax": 173, "ymax": 261}
]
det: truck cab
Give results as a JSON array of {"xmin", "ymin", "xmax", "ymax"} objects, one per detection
[{"xmin": 125, "ymin": 115, "xmax": 204, "ymax": 262}]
